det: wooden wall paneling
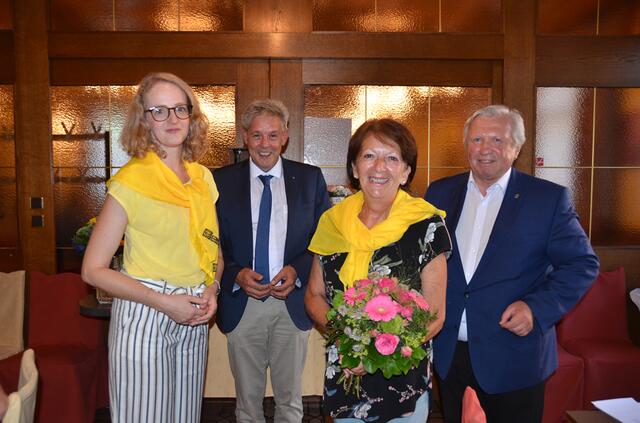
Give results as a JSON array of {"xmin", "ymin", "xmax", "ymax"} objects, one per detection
[
  {"xmin": 503, "ymin": 0, "xmax": 536, "ymax": 174},
  {"xmin": 14, "ymin": 0, "xmax": 56, "ymax": 273},
  {"xmin": 244, "ymin": 0, "xmax": 312, "ymax": 33},
  {"xmin": 0, "ymin": 31, "xmax": 13, "ymax": 83},
  {"xmin": 48, "ymin": 32, "xmax": 503, "ymax": 61},
  {"xmin": 537, "ymin": 36, "xmax": 640, "ymax": 87},
  {"xmin": 491, "ymin": 61, "xmax": 503, "ymax": 104},
  {"xmin": 50, "ymin": 59, "xmax": 239, "ymax": 86},
  {"xmin": 302, "ymin": 59, "xmax": 494, "ymax": 86},
  {"xmin": 0, "ymin": 250, "xmax": 22, "ymax": 272},
  {"xmin": 270, "ymin": 60, "xmax": 303, "ymax": 162},
  {"xmin": 235, "ymin": 60, "xmax": 270, "ymax": 146}
]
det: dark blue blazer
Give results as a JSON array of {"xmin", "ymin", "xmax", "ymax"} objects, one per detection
[
  {"xmin": 425, "ymin": 169, "xmax": 599, "ymax": 394},
  {"xmin": 213, "ymin": 158, "xmax": 330, "ymax": 333}
]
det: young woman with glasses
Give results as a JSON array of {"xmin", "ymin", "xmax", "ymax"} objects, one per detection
[{"xmin": 82, "ymin": 72, "xmax": 223, "ymax": 423}]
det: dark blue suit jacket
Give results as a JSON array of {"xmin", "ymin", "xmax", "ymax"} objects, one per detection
[
  {"xmin": 213, "ymin": 158, "xmax": 330, "ymax": 333},
  {"xmin": 425, "ymin": 169, "xmax": 599, "ymax": 394}
]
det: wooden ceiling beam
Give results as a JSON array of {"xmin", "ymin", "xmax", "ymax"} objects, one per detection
[
  {"xmin": 537, "ymin": 36, "xmax": 640, "ymax": 87},
  {"xmin": 48, "ymin": 32, "xmax": 503, "ymax": 60}
]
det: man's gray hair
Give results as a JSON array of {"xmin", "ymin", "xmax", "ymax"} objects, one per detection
[
  {"xmin": 463, "ymin": 104, "xmax": 526, "ymax": 149},
  {"xmin": 240, "ymin": 99, "xmax": 289, "ymax": 131}
]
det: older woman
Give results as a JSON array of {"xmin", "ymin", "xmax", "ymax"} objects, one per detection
[
  {"xmin": 82, "ymin": 72, "xmax": 223, "ymax": 423},
  {"xmin": 305, "ymin": 118, "xmax": 451, "ymax": 422}
]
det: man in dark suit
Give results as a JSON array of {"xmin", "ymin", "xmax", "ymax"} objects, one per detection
[
  {"xmin": 424, "ymin": 105, "xmax": 599, "ymax": 423},
  {"xmin": 213, "ymin": 99, "xmax": 330, "ymax": 423}
]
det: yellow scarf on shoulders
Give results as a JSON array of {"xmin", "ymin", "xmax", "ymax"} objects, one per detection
[
  {"xmin": 308, "ymin": 190, "xmax": 445, "ymax": 288},
  {"xmin": 108, "ymin": 152, "xmax": 219, "ymax": 285}
]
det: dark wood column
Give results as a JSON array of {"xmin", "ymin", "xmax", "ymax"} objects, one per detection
[
  {"xmin": 14, "ymin": 0, "xmax": 56, "ymax": 273},
  {"xmin": 503, "ymin": 0, "xmax": 536, "ymax": 174},
  {"xmin": 235, "ymin": 61, "xmax": 270, "ymax": 144},
  {"xmin": 271, "ymin": 60, "xmax": 304, "ymax": 161}
]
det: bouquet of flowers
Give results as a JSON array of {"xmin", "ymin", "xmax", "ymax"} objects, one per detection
[
  {"xmin": 72, "ymin": 217, "xmax": 97, "ymax": 253},
  {"xmin": 328, "ymin": 185, "xmax": 353, "ymax": 198},
  {"xmin": 327, "ymin": 185, "xmax": 353, "ymax": 205},
  {"xmin": 325, "ymin": 276, "xmax": 436, "ymax": 396}
]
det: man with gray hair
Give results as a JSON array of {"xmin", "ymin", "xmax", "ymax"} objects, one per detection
[
  {"xmin": 213, "ymin": 99, "xmax": 330, "ymax": 422},
  {"xmin": 425, "ymin": 105, "xmax": 598, "ymax": 422}
]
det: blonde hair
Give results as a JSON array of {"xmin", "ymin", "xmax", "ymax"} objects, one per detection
[
  {"xmin": 120, "ymin": 72, "xmax": 209, "ymax": 162},
  {"xmin": 463, "ymin": 104, "xmax": 526, "ymax": 149},
  {"xmin": 240, "ymin": 99, "xmax": 289, "ymax": 131}
]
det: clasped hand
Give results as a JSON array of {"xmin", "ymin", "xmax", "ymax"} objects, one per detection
[
  {"xmin": 158, "ymin": 284, "xmax": 218, "ymax": 326},
  {"xmin": 236, "ymin": 265, "xmax": 297, "ymax": 300}
]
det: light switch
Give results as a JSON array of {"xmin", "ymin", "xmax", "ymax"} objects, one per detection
[
  {"xmin": 31, "ymin": 215, "xmax": 44, "ymax": 227},
  {"xmin": 30, "ymin": 197, "xmax": 44, "ymax": 209}
]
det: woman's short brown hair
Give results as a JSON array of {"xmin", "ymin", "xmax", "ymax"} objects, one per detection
[
  {"xmin": 346, "ymin": 118, "xmax": 417, "ymax": 191},
  {"xmin": 119, "ymin": 72, "xmax": 209, "ymax": 162}
]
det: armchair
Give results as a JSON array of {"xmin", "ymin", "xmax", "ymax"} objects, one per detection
[
  {"xmin": 2, "ymin": 348, "xmax": 38, "ymax": 423},
  {"xmin": 557, "ymin": 268, "xmax": 640, "ymax": 408},
  {"xmin": 0, "ymin": 272, "xmax": 108, "ymax": 423},
  {"xmin": 0, "ymin": 271, "xmax": 26, "ymax": 360}
]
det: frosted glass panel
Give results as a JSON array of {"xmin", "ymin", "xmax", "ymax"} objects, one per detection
[
  {"xmin": 54, "ymin": 168, "xmax": 107, "ymax": 248},
  {"xmin": 0, "ymin": 85, "xmax": 16, "ymax": 248},
  {"xmin": 304, "ymin": 85, "xmax": 490, "ymax": 194},
  {"xmin": 304, "ymin": 117, "xmax": 352, "ymax": 167},
  {"xmin": 115, "ymin": 0, "xmax": 179, "ymax": 31},
  {"xmin": 51, "ymin": 84, "xmax": 236, "ymax": 250},
  {"xmin": 537, "ymin": 0, "xmax": 597, "ymax": 35},
  {"xmin": 180, "ymin": 0, "xmax": 243, "ymax": 31},
  {"xmin": 109, "ymin": 86, "xmax": 138, "ymax": 167},
  {"xmin": 305, "ymin": 85, "xmax": 366, "ymax": 125},
  {"xmin": 193, "ymin": 86, "xmax": 236, "ymax": 168},
  {"xmin": 312, "ymin": 0, "xmax": 374, "ymax": 31},
  {"xmin": 592, "ymin": 169, "xmax": 640, "ymax": 245},
  {"xmin": 430, "ymin": 87, "xmax": 492, "ymax": 168},
  {"xmin": 595, "ymin": 88, "xmax": 640, "ymax": 167},
  {"xmin": 0, "ymin": 85, "xmax": 14, "ymax": 168},
  {"xmin": 375, "ymin": 0, "xmax": 439, "ymax": 32},
  {"xmin": 50, "ymin": 0, "xmax": 113, "ymax": 31},
  {"xmin": 535, "ymin": 167, "xmax": 591, "ymax": 235},
  {"xmin": 319, "ymin": 167, "xmax": 349, "ymax": 186},
  {"xmin": 536, "ymin": 87, "xmax": 593, "ymax": 167}
]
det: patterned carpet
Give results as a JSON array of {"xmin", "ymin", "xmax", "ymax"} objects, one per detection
[{"xmin": 94, "ymin": 396, "xmax": 444, "ymax": 422}]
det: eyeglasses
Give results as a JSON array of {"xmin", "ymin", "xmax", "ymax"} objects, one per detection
[{"xmin": 144, "ymin": 104, "xmax": 193, "ymax": 122}]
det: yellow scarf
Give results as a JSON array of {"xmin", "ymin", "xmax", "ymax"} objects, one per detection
[
  {"xmin": 108, "ymin": 152, "xmax": 219, "ymax": 285},
  {"xmin": 309, "ymin": 190, "xmax": 445, "ymax": 288}
]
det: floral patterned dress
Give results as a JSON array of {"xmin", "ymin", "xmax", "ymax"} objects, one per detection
[{"xmin": 319, "ymin": 215, "xmax": 451, "ymax": 422}]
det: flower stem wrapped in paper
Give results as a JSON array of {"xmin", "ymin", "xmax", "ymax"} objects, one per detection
[{"xmin": 325, "ymin": 275, "xmax": 436, "ymax": 396}]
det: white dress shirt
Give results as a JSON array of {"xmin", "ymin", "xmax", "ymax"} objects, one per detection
[
  {"xmin": 455, "ymin": 168, "xmax": 511, "ymax": 341},
  {"xmin": 249, "ymin": 157, "xmax": 288, "ymax": 282}
]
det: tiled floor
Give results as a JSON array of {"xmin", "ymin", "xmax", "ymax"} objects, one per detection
[{"xmin": 94, "ymin": 396, "xmax": 445, "ymax": 422}]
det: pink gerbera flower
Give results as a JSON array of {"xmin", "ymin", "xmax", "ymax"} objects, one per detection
[
  {"xmin": 378, "ymin": 278, "xmax": 397, "ymax": 292},
  {"xmin": 408, "ymin": 290, "xmax": 429, "ymax": 311},
  {"xmin": 400, "ymin": 306, "xmax": 414, "ymax": 320},
  {"xmin": 344, "ymin": 287, "xmax": 366, "ymax": 305},
  {"xmin": 364, "ymin": 294, "xmax": 399, "ymax": 321},
  {"xmin": 356, "ymin": 279, "xmax": 373, "ymax": 288}
]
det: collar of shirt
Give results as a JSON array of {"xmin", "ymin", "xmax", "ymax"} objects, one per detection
[
  {"xmin": 249, "ymin": 156, "xmax": 283, "ymax": 180},
  {"xmin": 467, "ymin": 167, "xmax": 512, "ymax": 198}
]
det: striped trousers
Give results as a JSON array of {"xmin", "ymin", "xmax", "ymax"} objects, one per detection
[{"xmin": 108, "ymin": 279, "xmax": 208, "ymax": 423}]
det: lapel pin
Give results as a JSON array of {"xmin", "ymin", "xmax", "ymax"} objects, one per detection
[{"xmin": 514, "ymin": 193, "xmax": 520, "ymax": 199}]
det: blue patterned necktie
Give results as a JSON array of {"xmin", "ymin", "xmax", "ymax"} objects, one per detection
[{"xmin": 254, "ymin": 175, "xmax": 273, "ymax": 285}]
